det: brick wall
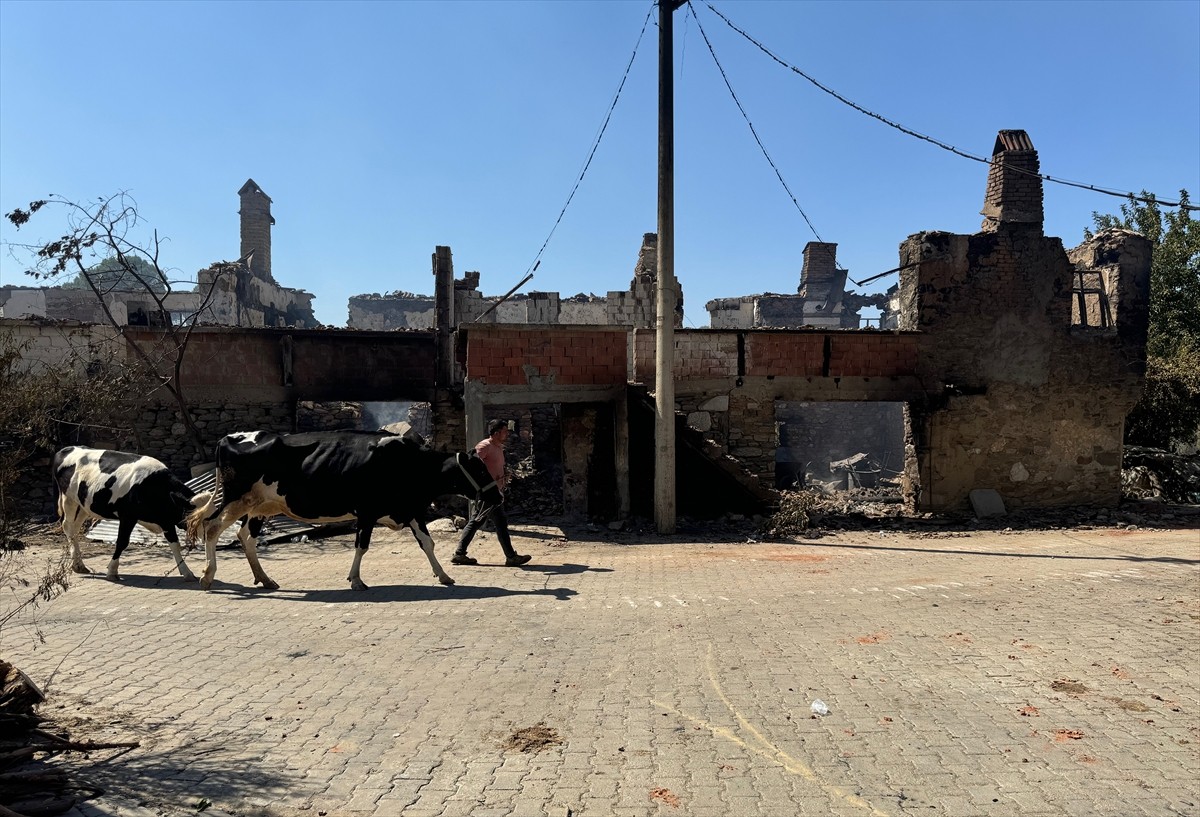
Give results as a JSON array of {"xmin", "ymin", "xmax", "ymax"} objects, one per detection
[
  {"xmin": 464, "ymin": 326, "xmax": 627, "ymax": 386},
  {"xmin": 634, "ymin": 329, "xmax": 920, "ymax": 381}
]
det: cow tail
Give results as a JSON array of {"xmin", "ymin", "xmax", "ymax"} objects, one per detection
[{"xmin": 185, "ymin": 491, "xmax": 217, "ymax": 544}]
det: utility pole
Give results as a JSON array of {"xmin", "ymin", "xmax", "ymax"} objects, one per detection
[{"xmin": 655, "ymin": 0, "xmax": 685, "ymax": 534}]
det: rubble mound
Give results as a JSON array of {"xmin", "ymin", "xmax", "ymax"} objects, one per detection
[{"xmin": 1122, "ymin": 447, "xmax": 1200, "ymax": 504}]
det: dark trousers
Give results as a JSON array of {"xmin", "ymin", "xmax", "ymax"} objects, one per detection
[{"xmin": 456, "ymin": 502, "xmax": 516, "ymax": 558}]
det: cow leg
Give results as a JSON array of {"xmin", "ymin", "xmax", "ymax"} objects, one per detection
[
  {"xmin": 163, "ymin": 528, "xmax": 197, "ymax": 582},
  {"xmin": 62, "ymin": 503, "xmax": 92, "ymax": 574},
  {"xmin": 105, "ymin": 517, "xmax": 137, "ymax": 581},
  {"xmin": 200, "ymin": 528, "xmax": 218, "ymax": 591},
  {"xmin": 239, "ymin": 517, "xmax": 279, "ymax": 590},
  {"xmin": 347, "ymin": 520, "xmax": 374, "ymax": 591},
  {"xmin": 410, "ymin": 519, "xmax": 454, "ymax": 587}
]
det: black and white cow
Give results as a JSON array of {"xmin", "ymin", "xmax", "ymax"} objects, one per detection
[
  {"xmin": 186, "ymin": 430, "xmax": 502, "ymax": 591},
  {"xmin": 52, "ymin": 446, "xmax": 205, "ymax": 582}
]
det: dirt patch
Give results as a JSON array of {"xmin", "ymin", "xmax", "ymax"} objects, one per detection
[
  {"xmin": 1051, "ymin": 679, "xmax": 1089, "ymax": 694},
  {"xmin": 1053, "ymin": 729, "xmax": 1085, "ymax": 742},
  {"xmin": 855, "ymin": 631, "xmax": 890, "ymax": 645},
  {"xmin": 649, "ymin": 787, "xmax": 681, "ymax": 808},
  {"xmin": 1113, "ymin": 698, "xmax": 1151, "ymax": 713},
  {"xmin": 760, "ymin": 553, "xmax": 829, "ymax": 563},
  {"xmin": 700, "ymin": 548, "xmax": 828, "ymax": 563},
  {"xmin": 501, "ymin": 722, "xmax": 562, "ymax": 754}
]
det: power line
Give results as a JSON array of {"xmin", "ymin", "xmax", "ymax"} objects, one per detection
[
  {"xmin": 688, "ymin": 2, "xmax": 831, "ymax": 250},
  {"xmin": 522, "ymin": 2, "xmax": 657, "ymax": 279},
  {"xmin": 704, "ymin": 1, "xmax": 1199, "ymax": 213}
]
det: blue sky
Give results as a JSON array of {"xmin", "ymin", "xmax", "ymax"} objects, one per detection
[{"xmin": 2, "ymin": 0, "xmax": 1197, "ymax": 328}]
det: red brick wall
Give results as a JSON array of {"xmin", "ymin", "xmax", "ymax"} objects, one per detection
[
  {"xmin": 747, "ymin": 332, "xmax": 918, "ymax": 378},
  {"xmin": 465, "ymin": 326, "xmax": 627, "ymax": 386},
  {"xmin": 632, "ymin": 329, "xmax": 919, "ymax": 382}
]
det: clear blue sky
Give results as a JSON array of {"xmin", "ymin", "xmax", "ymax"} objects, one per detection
[{"xmin": 2, "ymin": 0, "xmax": 1197, "ymax": 328}]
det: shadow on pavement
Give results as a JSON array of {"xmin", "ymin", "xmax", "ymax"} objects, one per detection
[
  {"xmin": 518, "ymin": 562, "xmax": 613, "ymax": 575},
  {"xmin": 789, "ymin": 537, "xmax": 1200, "ymax": 565},
  {"xmin": 39, "ymin": 729, "xmax": 299, "ymax": 817},
  {"xmin": 205, "ymin": 582, "xmax": 578, "ymax": 603}
]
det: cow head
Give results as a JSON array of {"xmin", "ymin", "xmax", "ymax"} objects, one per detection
[{"xmin": 454, "ymin": 452, "xmax": 503, "ymax": 506}]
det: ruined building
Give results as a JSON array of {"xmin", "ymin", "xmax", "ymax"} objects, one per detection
[
  {"xmin": 4, "ymin": 130, "xmax": 1151, "ymax": 520},
  {"xmin": 0, "ymin": 179, "xmax": 317, "ymax": 329},
  {"xmin": 347, "ymin": 233, "xmax": 683, "ymax": 330},
  {"xmin": 706, "ymin": 242, "xmax": 891, "ymax": 329}
]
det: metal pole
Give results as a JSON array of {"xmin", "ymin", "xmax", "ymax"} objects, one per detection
[{"xmin": 654, "ymin": 0, "xmax": 678, "ymax": 534}]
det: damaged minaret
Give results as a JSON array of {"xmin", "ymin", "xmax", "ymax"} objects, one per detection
[{"xmin": 239, "ymin": 178, "xmax": 276, "ymax": 283}]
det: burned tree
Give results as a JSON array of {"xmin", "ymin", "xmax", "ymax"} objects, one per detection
[{"xmin": 5, "ymin": 193, "xmax": 244, "ymax": 453}]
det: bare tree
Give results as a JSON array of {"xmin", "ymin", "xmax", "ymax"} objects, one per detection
[{"xmin": 5, "ymin": 193, "xmax": 242, "ymax": 452}]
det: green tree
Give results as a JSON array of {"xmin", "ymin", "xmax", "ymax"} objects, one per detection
[
  {"xmin": 1086, "ymin": 190, "xmax": 1199, "ymax": 358},
  {"xmin": 63, "ymin": 254, "xmax": 167, "ymax": 294},
  {"xmin": 1087, "ymin": 190, "xmax": 1200, "ymax": 450}
]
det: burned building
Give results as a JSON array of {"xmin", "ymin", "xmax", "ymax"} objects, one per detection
[
  {"xmin": 706, "ymin": 242, "xmax": 891, "ymax": 330},
  {"xmin": 5, "ymin": 130, "xmax": 1152, "ymax": 520},
  {"xmin": 0, "ymin": 179, "xmax": 317, "ymax": 329},
  {"xmin": 347, "ymin": 234, "xmax": 682, "ymax": 331}
]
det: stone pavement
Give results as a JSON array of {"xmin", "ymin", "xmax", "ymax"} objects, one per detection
[{"xmin": 4, "ymin": 520, "xmax": 1198, "ymax": 817}]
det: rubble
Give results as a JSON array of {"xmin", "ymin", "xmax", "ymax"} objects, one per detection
[{"xmin": 1122, "ymin": 447, "xmax": 1200, "ymax": 504}]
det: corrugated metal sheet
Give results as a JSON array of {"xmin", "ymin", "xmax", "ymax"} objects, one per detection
[{"xmin": 85, "ymin": 469, "xmax": 317, "ymax": 548}]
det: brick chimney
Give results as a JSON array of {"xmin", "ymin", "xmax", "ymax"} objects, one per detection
[
  {"xmin": 799, "ymin": 242, "xmax": 840, "ymax": 298},
  {"xmin": 980, "ymin": 130, "xmax": 1043, "ymax": 233},
  {"xmin": 239, "ymin": 179, "xmax": 275, "ymax": 282}
]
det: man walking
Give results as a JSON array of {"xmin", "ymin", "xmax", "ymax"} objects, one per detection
[{"xmin": 452, "ymin": 419, "xmax": 531, "ymax": 567}]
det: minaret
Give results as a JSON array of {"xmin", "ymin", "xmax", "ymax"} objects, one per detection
[{"xmin": 238, "ymin": 179, "xmax": 275, "ymax": 281}]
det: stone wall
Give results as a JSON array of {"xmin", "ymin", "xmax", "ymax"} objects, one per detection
[
  {"xmin": 896, "ymin": 220, "xmax": 1150, "ymax": 509},
  {"xmin": 348, "ymin": 294, "xmax": 435, "ymax": 330}
]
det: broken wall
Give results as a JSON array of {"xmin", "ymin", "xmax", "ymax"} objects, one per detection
[{"xmin": 897, "ymin": 228, "xmax": 1150, "ymax": 510}]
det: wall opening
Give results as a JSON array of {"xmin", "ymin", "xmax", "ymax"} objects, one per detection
[
  {"xmin": 295, "ymin": 400, "xmax": 432, "ymax": 436},
  {"xmin": 775, "ymin": 401, "xmax": 908, "ymax": 494},
  {"xmin": 475, "ymin": 403, "xmax": 617, "ymax": 522}
]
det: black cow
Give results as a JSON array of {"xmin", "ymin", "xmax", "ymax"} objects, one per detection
[
  {"xmin": 186, "ymin": 430, "xmax": 502, "ymax": 591},
  {"xmin": 52, "ymin": 446, "xmax": 204, "ymax": 582}
]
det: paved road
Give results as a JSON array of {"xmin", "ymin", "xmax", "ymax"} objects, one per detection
[{"xmin": 5, "ymin": 520, "xmax": 1199, "ymax": 817}]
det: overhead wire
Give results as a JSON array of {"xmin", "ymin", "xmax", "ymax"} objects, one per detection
[
  {"xmin": 703, "ymin": 1, "xmax": 1198, "ymax": 212},
  {"xmin": 521, "ymin": 1, "xmax": 657, "ymax": 280},
  {"xmin": 688, "ymin": 1, "xmax": 835, "ymax": 261}
]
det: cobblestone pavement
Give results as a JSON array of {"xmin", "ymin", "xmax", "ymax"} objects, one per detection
[{"xmin": 5, "ymin": 521, "xmax": 1199, "ymax": 817}]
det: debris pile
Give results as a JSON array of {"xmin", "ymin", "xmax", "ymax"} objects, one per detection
[
  {"xmin": 1122, "ymin": 446, "xmax": 1200, "ymax": 504},
  {"xmin": 505, "ymin": 455, "xmax": 563, "ymax": 518},
  {"xmin": 0, "ymin": 660, "xmax": 138, "ymax": 815}
]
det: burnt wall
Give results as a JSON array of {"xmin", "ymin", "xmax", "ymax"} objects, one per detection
[
  {"xmin": 898, "ymin": 226, "xmax": 1150, "ymax": 510},
  {"xmin": 126, "ymin": 326, "xmax": 437, "ymax": 403}
]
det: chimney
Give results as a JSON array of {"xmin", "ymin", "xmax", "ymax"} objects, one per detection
[
  {"xmin": 799, "ymin": 242, "xmax": 839, "ymax": 298},
  {"xmin": 239, "ymin": 179, "xmax": 275, "ymax": 281},
  {"xmin": 980, "ymin": 130, "xmax": 1043, "ymax": 233}
]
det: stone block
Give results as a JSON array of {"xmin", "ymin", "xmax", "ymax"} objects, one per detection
[{"xmin": 969, "ymin": 489, "xmax": 1006, "ymax": 518}]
